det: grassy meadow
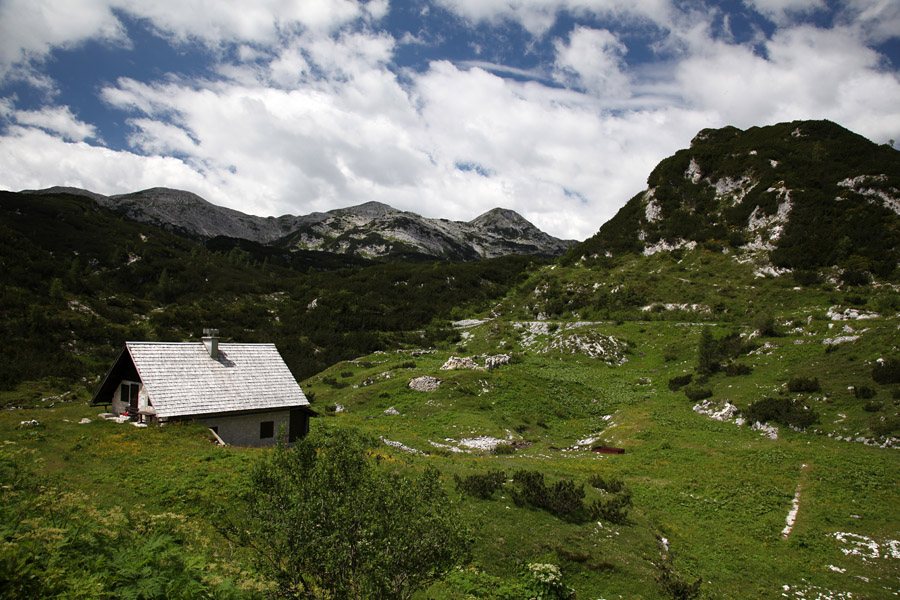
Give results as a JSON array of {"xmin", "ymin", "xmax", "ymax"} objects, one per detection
[{"xmin": 2, "ymin": 247, "xmax": 899, "ymax": 599}]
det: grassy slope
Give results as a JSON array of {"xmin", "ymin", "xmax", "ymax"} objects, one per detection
[{"xmin": 2, "ymin": 248, "xmax": 898, "ymax": 599}]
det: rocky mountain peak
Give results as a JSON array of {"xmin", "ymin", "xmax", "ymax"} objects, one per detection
[
  {"xmin": 330, "ymin": 201, "xmax": 400, "ymax": 220},
  {"xmin": 568, "ymin": 119, "xmax": 900, "ymax": 276},
  {"xmin": 22, "ymin": 185, "xmax": 572, "ymax": 261}
]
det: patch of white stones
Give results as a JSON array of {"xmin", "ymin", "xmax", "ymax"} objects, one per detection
[
  {"xmin": 380, "ymin": 436, "xmax": 427, "ymax": 456},
  {"xmin": 692, "ymin": 399, "xmax": 779, "ymax": 439},
  {"xmin": 838, "ymin": 174, "xmax": 900, "ymax": 216}
]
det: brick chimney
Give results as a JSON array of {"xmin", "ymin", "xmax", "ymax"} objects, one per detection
[{"xmin": 202, "ymin": 328, "xmax": 219, "ymax": 359}]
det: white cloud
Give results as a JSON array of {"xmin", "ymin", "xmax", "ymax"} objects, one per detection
[
  {"xmin": 11, "ymin": 105, "xmax": 99, "ymax": 141},
  {"xmin": 0, "ymin": 0, "xmax": 127, "ymax": 82},
  {"xmin": 743, "ymin": 0, "xmax": 826, "ymax": 25},
  {"xmin": 0, "ymin": 0, "xmax": 381, "ymax": 82},
  {"xmin": 433, "ymin": 0, "xmax": 675, "ymax": 34},
  {"xmin": 839, "ymin": 0, "xmax": 900, "ymax": 44},
  {"xmin": 553, "ymin": 27, "xmax": 629, "ymax": 96},
  {"xmin": 674, "ymin": 24, "xmax": 900, "ymax": 139}
]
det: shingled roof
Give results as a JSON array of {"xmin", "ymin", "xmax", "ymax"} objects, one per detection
[{"xmin": 93, "ymin": 341, "xmax": 309, "ymax": 419}]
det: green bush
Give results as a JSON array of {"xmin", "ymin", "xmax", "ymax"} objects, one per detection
[
  {"xmin": 683, "ymin": 386, "xmax": 713, "ymax": 402},
  {"xmin": 853, "ymin": 385, "xmax": 876, "ymax": 399},
  {"xmin": 232, "ymin": 427, "xmax": 471, "ymax": 600},
  {"xmin": 872, "ymin": 358, "xmax": 900, "ymax": 384},
  {"xmin": 752, "ymin": 312, "xmax": 778, "ymax": 337},
  {"xmin": 724, "ymin": 362, "xmax": 752, "ymax": 376},
  {"xmin": 744, "ymin": 397, "xmax": 819, "ymax": 429},
  {"xmin": 0, "ymin": 448, "xmax": 252, "ymax": 600},
  {"xmin": 863, "ymin": 401, "xmax": 883, "ymax": 412},
  {"xmin": 787, "ymin": 376, "xmax": 820, "ymax": 393},
  {"xmin": 509, "ymin": 470, "xmax": 585, "ymax": 516},
  {"xmin": 870, "ymin": 415, "xmax": 900, "ymax": 437},
  {"xmin": 588, "ymin": 487, "xmax": 633, "ymax": 525},
  {"xmin": 668, "ymin": 374, "xmax": 693, "ymax": 391},
  {"xmin": 492, "ymin": 443, "xmax": 516, "ymax": 455},
  {"xmin": 588, "ymin": 473, "xmax": 625, "ymax": 493},
  {"xmin": 454, "ymin": 470, "xmax": 507, "ymax": 499}
]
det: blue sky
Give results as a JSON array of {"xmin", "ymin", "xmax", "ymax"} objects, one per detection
[{"xmin": 1, "ymin": 0, "xmax": 899, "ymax": 240}]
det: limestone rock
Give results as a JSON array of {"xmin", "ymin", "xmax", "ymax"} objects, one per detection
[{"xmin": 409, "ymin": 375, "xmax": 441, "ymax": 392}]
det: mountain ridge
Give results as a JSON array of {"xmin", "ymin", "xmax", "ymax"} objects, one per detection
[{"xmin": 20, "ymin": 186, "xmax": 574, "ymax": 261}]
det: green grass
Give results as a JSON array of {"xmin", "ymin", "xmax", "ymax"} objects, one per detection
[{"xmin": 3, "ymin": 247, "xmax": 899, "ymax": 599}]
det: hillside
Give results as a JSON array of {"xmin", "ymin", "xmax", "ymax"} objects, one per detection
[
  {"xmin": 568, "ymin": 120, "xmax": 900, "ymax": 279},
  {"xmin": 23, "ymin": 186, "xmax": 573, "ymax": 261},
  {"xmin": 0, "ymin": 189, "xmax": 544, "ymax": 388}
]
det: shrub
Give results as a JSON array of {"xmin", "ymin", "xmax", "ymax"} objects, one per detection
[
  {"xmin": 752, "ymin": 312, "xmax": 778, "ymax": 337},
  {"xmin": 340, "ymin": 371, "xmax": 353, "ymax": 378},
  {"xmin": 509, "ymin": 470, "xmax": 584, "ymax": 516},
  {"xmin": 454, "ymin": 469, "xmax": 507, "ymax": 499},
  {"xmin": 236, "ymin": 427, "xmax": 470, "ymax": 600},
  {"xmin": 588, "ymin": 473, "xmax": 624, "ymax": 493},
  {"xmin": 663, "ymin": 345, "xmax": 681, "ymax": 362},
  {"xmin": 492, "ymin": 443, "xmax": 516, "ymax": 455},
  {"xmin": 683, "ymin": 386, "xmax": 713, "ymax": 402},
  {"xmin": 724, "ymin": 362, "xmax": 752, "ymax": 376},
  {"xmin": 787, "ymin": 376, "xmax": 820, "ymax": 393},
  {"xmin": 696, "ymin": 328, "xmax": 718, "ymax": 375},
  {"xmin": 872, "ymin": 358, "xmax": 900, "ymax": 384},
  {"xmin": 654, "ymin": 560, "xmax": 702, "ymax": 600},
  {"xmin": 863, "ymin": 401, "xmax": 883, "ymax": 412},
  {"xmin": 321, "ymin": 376, "xmax": 349, "ymax": 389},
  {"xmin": 668, "ymin": 374, "xmax": 693, "ymax": 391},
  {"xmin": 744, "ymin": 397, "xmax": 819, "ymax": 429},
  {"xmin": 853, "ymin": 385, "xmax": 876, "ymax": 399},
  {"xmin": 521, "ymin": 563, "xmax": 574, "ymax": 600},
  {"xmin": 588, "ymin": 487, "xmax": 633, "ymax": 525},
  {"xmin": 870, "ymin": 415, "xmax": 900, "ymax": 437},
  {"xmin": 793, "ymin": 270, "xmax": 820, "ymax": 286}
]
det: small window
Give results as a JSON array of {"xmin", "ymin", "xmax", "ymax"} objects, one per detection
[{"xmin": 260, "ymin": 421, "xmax": 274, "ymax": 439}]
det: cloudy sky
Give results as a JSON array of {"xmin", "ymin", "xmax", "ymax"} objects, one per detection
[{"xmin": 1, "ymin": 0, "xmax": 899, "ymax": 240}]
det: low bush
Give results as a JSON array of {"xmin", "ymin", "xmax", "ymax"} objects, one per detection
[
  {"xmin": 588, "ymin": 473, "xmax": 624, "ymax": 493},
  {"xmin": 509, "ymin": 470, "xmax": 585, "ymax": 516},
  {"xmin": 870, "ymin": 415, "xmax": 900, "ymax": 437},
  {"xmin": 663, "ymin": 345, "xmax": 681, "ymax": 362},
  {"xmin": 492, "ymin": 443, "xmax": 516, "ymax": 455},
  {"xmin": 321, "ymin": 376, "xmax": 349, "ymax": 389},
  {"xmin": 787, "ymin": 376, "xmax": 820, "ymax": 393},
  {"xmin": 724, "ymin": 362, "xmax": 752, "ymax": 376},
  {"xmin": 668, "ymin": 374, "xmax": 693, "ymax": 391},
  {"xmin": 863, "ymin": 401, "xmax": 883, "ymax": 412},
  {"xmin": 454, "ymin": 469, "xmax": 507, "ymax": 499},
  {"xmin": 853, "ymin": 385, "xmax": 876, "ymax": 399},
  {"xmin": 654, "ymin": 560, "xmax": 702, "ymax": 600},
  {"xmin": 793, "ymin": 270, "xmax": 820, "ymax": 286},
  {"xmin": 683, "ymin": 386, "xmax": 713, "ymax": 402},
  {"xmin": 340, "ymin": 371, "xmax": 353, "ymax": 378},
  {"xmin": 751, "ymin": 312, "xmax": 778, "ymax": 337},
  {"xmin": 744, "ymin": 397, "xmax": 819, "ymax": 429},
  {"xmin": 872, "ymin": 357, "xmax": 900, "ymax": 384},
  {"xmin": 588, "ymin": 487, "xmax": 633, "ymax": 525}
]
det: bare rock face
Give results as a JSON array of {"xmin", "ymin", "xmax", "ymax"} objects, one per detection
[
  {"xmin": 408, "ymin": 375, "xmax": 441, "ymax": 392},
  {"xmin": 440, "ymin": 354, "xmax": 511, "ymax": 371},
  {"xmin": 440, "ymin": 356, "xmax": 479, "ymax": 370},
  {"xmin": 484, "ymin": 354, "xmax": 511, "ymax": 369}
]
